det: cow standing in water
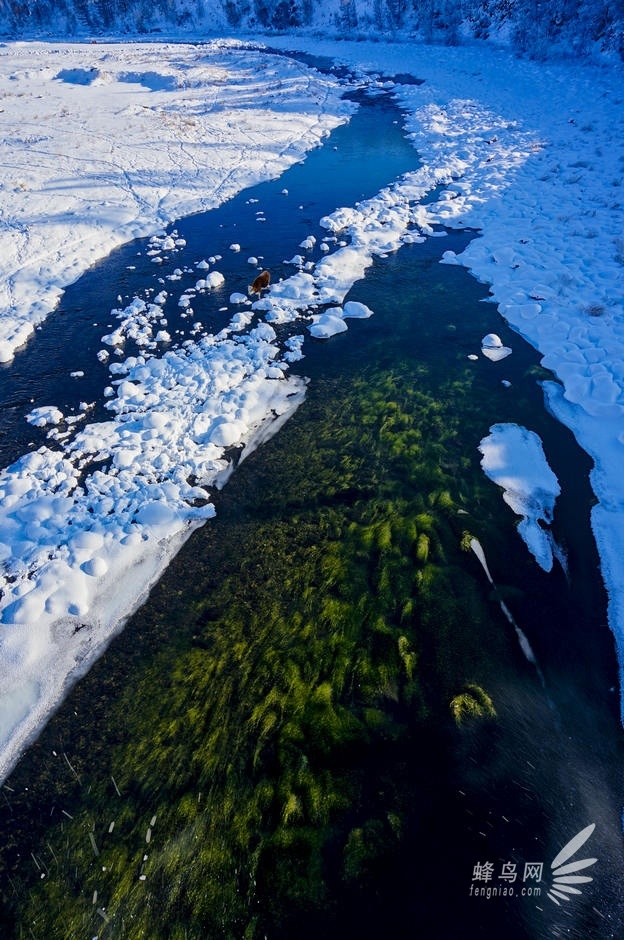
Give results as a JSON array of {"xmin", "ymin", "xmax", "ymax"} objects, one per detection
[{"xmin": 249, "ymin": 270, "xmax": 270, "ymax": 296}]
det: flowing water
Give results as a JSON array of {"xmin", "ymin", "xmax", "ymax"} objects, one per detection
[{"xmin": 0, "ymin": 57, "xmax": 622, "ymax": 939}]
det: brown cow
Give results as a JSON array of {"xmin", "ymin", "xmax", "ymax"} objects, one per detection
[{"xmin": 249, "ymin": 270, "xmax": 270, "ymax": 296}]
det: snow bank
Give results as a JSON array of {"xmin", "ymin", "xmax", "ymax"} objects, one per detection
[{"xmin": 0, "ymin": 312, "xmax": 306, "ymax": 780}]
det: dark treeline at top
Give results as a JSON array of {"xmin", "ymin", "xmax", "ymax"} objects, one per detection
[{"xmin": 3, "ymin": 0, "xmax": 624, "ymax": 61}]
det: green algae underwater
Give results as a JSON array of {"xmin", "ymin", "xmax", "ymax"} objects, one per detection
[{"xmin": 2, "ymin": 234, "xmax": 623, "ymax": 940}]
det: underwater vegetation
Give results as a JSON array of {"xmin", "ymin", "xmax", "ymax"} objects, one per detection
[{"xmin": 4, "ymin": 360, "xmax": 505, "ymax": 939}]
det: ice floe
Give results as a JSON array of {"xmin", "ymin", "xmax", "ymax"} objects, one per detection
[{"xmin": 479, "ymin": 423, "xmax": 561, "ymax": 572}]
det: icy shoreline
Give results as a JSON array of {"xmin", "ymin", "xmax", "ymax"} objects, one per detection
[
  {"xmin": 266, "ymin": 35, "xmax": 624, "ymax": 705},
  {"xmin": 0, "ymin": 39, "xmax": 353, "ymax": 363}
]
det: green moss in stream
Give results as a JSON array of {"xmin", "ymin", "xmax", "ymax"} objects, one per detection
[
  {"xmin": 450, "ymin": 684, "xmax": 497, "ymax": 725},
  {"xmin": 13, "ymin": 366, "xmax": 501, "ymax": 939}
]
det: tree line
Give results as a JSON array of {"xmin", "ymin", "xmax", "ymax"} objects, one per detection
[{"xmin": 4, "ymin": 0, "xmax": 624, "ymax": 60}]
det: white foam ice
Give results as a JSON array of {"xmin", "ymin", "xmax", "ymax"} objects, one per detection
[
  {"xmin": 26, "ymin": 406, "xmax": 64, "ymax": 427},
  {"xmin": 481, "ymin": 333, "xmax": 512, "ymax": 361},
  {"xmin": 309, "ymin": 307, "xmax": 349, "ymax": 338}
]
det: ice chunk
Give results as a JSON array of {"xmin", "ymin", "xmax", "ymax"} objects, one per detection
[
  {"xmin": 26, "ymin": 406, "xmax": 63, "ymax": 427},
  {"xmin": 482, "ymin": 333, "xmax": 503, "ymax": 348},
  {"xmin": 343, "ymin": 301, "xmax": 373, "ymax": 319},
  {"xmin": 481, "ymin": 333, "xmax": 512, "ymax": 361},
  {"xmin": 308, "ymin": 308, "xmax": 348, "ymax": 339},
  {"xmin": 205, "ymin": 271, "xmax": 225, "ymax": 289},
  {"xmin": 479, "ymin": 424, "xmax": 561, "ymax": 572}
]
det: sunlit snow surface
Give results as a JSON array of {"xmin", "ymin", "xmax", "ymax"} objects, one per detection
[
  {"xmin": 0, "ymin": 40, "xmax": 353, "ymax": 364},
  {"xmin": 1, "ymin": 35, "xmax": 624, "ymax": 776},
  {"xmin": 0, "ymin": 39, "xmax": 357, "ymax": 779}
]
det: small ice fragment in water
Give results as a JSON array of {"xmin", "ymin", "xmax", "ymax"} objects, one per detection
[
  {"xmin": 481, "ymin": 333, "xmax": 512, "ymax": 361},
  {"xmin": 343, "ymin": 301, "xmax": 373, "ymax": 319}
]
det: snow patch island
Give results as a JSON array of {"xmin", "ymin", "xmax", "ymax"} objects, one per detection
[
  {"xmin": 0, "ymin": 319, "xmax": 307, "ymax": 782},
  {"xmin": 479, "ymin": 424, "xmax": 561, "ymax": 573}
]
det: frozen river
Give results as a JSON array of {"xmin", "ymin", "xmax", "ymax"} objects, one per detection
[{"xmin": 0, "ymin": 47, "xmax": 623, "ymax": 939}]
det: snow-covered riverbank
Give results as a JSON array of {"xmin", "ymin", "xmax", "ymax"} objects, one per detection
[
  {"xmin": 0, "ymin": 39, "xmax": 352, "ymax": 363},
  {"xmin": 0, "ymin": 35, "xmax": 623, "ymax": 781},
  {"xmin": 0, "ymin": 38, "xmax": 359, "ymax": 780}
]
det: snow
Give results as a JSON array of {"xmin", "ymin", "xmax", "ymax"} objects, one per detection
[
  {"xmin": 0, "ymin": 39, "xmax": 352, "ymax": 364},
  {"xmin": 307, "ymin": 301, "xmax": 374, "ymax": 339},
  {"xmin": 1, "ymin": 34, "xmax": 624, "ymax": 776},
  {"xmin": 343, "ymin": 301, "xmax": 374, "ymax": 319},
  {"xmin": 0, "ymin": 318, "xmax": 307, "ymax": 778},
  {"xmin": 26, "ymin": 405, "xmax": 64, "ymax": 427},
  {"xmin": 308, "ymin": 307, "xmax": 349, "ymax": 339},
  {"xmin": 479, "ymin": 424, "xmax": 561, "ymax": 572}
]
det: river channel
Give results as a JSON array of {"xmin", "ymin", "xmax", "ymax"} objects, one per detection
[{"xmin": 0, "ymin": 53, "xmax": 622, "ymax": 939}]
